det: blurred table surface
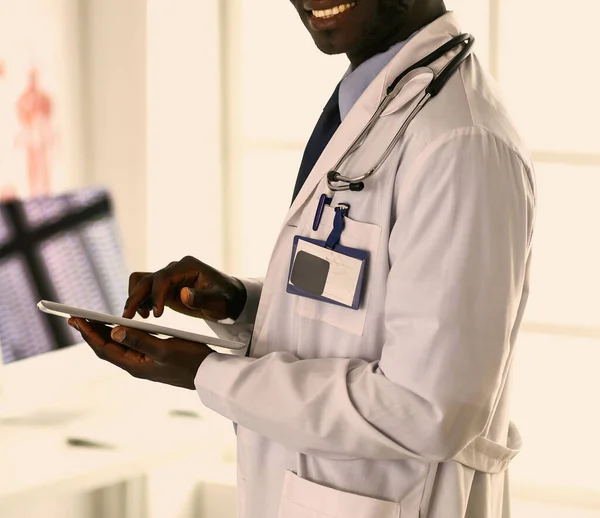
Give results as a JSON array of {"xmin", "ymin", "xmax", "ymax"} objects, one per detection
[
  {"xmin": 3, "ymin": 344, "xmax": 600, "ymax": 515},
  {"xmin": 0, "ymin": 344, "xmax": 237, "ymax": 512}
]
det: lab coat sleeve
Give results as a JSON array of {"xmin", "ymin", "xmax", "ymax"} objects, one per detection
[
  {"xmin": 205, "ymin": 277, "xmax": 263, "ymax": 345},
  {"xmin": 195, "ymin": 127, "xmax": 535, "ymax": 462}
]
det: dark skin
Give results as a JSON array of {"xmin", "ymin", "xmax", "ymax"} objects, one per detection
[
  {"xmin": 69, "ymin": 256, "xmax": 246, "ymax": 390},
  {"xmin": 68, "ymin": 318, "xmax": 212, "ymax": 390},
  {"xmin": 292, "ymin": 0, "xmax": 446, "ymax": 68},
  {"xmin": 70, "ymin": 0, "xmax": 447, "ymax": 390}
]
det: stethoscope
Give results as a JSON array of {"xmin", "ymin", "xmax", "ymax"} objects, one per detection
[{"xmin": 326, "ymin": 33, "xmax": 475, "ymax": 192}]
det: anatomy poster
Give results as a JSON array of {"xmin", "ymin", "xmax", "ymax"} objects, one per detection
[{"xmin": 0, "ymin": 0, "xmax": 77, "ymax": 201}]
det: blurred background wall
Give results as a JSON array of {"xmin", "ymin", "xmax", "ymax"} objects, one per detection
[{"xmin": 1, "ymin": 0, "xmax": 599, "ymax": 516}]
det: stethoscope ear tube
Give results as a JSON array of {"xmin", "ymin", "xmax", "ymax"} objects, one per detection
[
  {"xmin": 327, "ymin": 171, "xmax": 365, "ymax": 191},
  {"xmin": 386, "ymin": 34, "xmax": 473, "ymax": 96},
  {"xmin": 427, "ymin": 34, "xmax": 475, "ymax": 97},
  {"xmin": 327, "ymin": 171, "xmax": 340, "ymax": 183},
  {"xmin": 328, "ymin": 171, "xmax": 365, "ymax": 191}
]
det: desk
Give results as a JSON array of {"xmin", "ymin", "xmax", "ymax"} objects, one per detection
[{"xmin": 0, "ymin": 344, "xmax": 237, "ymax": 516}]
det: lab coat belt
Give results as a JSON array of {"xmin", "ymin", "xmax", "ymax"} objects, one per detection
[{"xmin": 451, "ymin": 422, "xmax": 522, "ymax": 474}]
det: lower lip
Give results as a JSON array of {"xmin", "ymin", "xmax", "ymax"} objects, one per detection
[{"xmin": 307, "ymin": 4, "xmax": 357, "ymax": 31}]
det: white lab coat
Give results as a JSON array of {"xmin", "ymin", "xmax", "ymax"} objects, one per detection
[{"xmin": 195, "ymin": 12, "xmax": 536, "ymax": 518}]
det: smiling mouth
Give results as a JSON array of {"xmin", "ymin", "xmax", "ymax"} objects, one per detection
[{"xmin": 310, "ymin": 2, "xmax": 357, "ymax": 19}]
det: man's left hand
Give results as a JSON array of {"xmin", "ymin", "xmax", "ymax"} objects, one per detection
[{"xmin": 68, "ymin": 318, "xmax": 213, "ymax": 390}]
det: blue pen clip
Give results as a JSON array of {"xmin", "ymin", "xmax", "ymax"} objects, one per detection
[
  {"xmin": 325, "ymin": 203, "xmax": 350, "ymax": 249},
  {"xmin": 313, "ymin": 194, "xmax": 333, "ymax": 231}
]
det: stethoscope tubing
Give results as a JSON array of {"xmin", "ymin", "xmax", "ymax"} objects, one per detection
[{"xmin": 327, "ymin": 34, "xmax": 474, "ymax": 192}]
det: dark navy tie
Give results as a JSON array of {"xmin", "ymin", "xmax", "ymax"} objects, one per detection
[{"xmin": 291, "ymin": 84, "xmax": 341, "ymax": 203}]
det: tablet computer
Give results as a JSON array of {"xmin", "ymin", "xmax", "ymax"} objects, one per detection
[{"xmin": 37, "ymin": 300, "xmax": 247, "ymax": 351}]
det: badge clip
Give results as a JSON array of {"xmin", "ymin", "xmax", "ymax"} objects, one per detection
[{"xmin": 325, "ymin": 203, "xmax": 350, "ymax": 249}]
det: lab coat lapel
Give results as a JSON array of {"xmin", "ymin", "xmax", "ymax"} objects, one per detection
[{"xmin": 283, "ymin": 12, "xmax": 463, "ymax": 227}]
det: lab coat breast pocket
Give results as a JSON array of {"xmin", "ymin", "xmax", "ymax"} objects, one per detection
[
  {"xmin": 278, "ymin": 471, "xmax": 402, "ymax": 518},
  {"xmin": 294, "ymin": 206, "xmax": 382, "ymax": 336}
]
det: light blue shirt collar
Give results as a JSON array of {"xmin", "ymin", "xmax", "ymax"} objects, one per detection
[{"xmin": 338, "ymin": 39, "xmax": 410, "ymax": 121}]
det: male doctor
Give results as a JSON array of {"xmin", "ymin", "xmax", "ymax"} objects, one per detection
[{"xmin": 70, "ymin": 0, "xmax": 536, "ymax": 516}]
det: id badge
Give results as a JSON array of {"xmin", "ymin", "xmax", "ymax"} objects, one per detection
[{"xmin": 286, "ymin": 203, "xmax": 367, "ymax": 310}]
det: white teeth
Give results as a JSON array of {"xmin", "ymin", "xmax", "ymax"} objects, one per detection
[{"xmin": 312, "ymin": 2, "xmax": 356, "ymax": 19}]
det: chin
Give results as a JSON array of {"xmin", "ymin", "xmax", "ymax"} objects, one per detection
[
  {"xmin": 312, "ymin": 40, "xmax": 348, "ymax": 56},
  {"xmin": 309, "ymin": 31, "xmax": 363, "ymax": 56}
]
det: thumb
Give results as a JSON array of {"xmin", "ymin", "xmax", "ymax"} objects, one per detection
[{"xmin": 180, "ymin": 287, "xmax": 227, "ymax": 316}]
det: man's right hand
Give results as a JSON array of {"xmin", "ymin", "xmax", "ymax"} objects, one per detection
[{"xmin": 123, "ymin": 256, "xmax": 247, "ymax": 322}]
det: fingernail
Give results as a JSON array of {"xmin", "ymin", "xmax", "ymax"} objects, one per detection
[
  {"xmin": 69, "ymin": 320, "xmax": 80, "ymax": 331},
  {"xmin": 111, "ymin": 328, "xmax": 126, "ymax": 342},
  {"xmin": 184, "ymin": 288, "xmax": 194, "ymax": 305},
  {"xmin": 153, "ymin": 306, "xmax": 159, "ymax": 318}
]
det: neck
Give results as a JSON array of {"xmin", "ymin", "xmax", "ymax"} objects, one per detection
[{"xmin": 347, "ymin": 0, "xmax": 447, "ymax": 68}]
